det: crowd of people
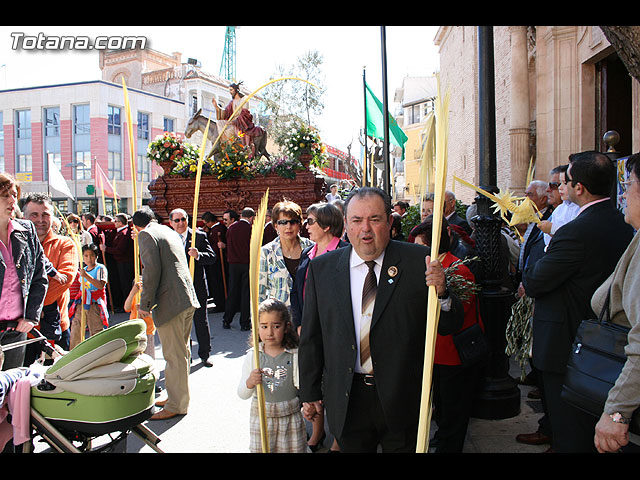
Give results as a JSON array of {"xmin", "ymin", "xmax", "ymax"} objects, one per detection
[{"xmin": 1, "ymin": 147, "xmax": 639, "ymax": 454}]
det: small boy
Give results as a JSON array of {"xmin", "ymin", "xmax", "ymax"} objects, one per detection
[{"xmin": 69, "ymin": 244, "xmax": 109, "ymax": 349}]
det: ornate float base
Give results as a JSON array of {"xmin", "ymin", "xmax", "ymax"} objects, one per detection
[{"xmin": 148, "ymin": 160, "xmax": 326, "ymax": 222}]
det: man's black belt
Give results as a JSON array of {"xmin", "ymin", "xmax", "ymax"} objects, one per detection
[{"xmin": 354, "ymin": 373, "xmax": 375, "ymax": 386}]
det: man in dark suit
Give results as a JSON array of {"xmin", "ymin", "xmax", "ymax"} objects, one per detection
[
  {"xmin": 523, "ymin": 151, "xmax": 635, "ymax": 453},
  {"xmin": 444, "ymin": 191, "xmax": 472, "ymax": 235},
  {"xmin": 202, "ymin": 211, "xmax": 228, "ymax": 313},
  {"xmin": 170, "ymin": 209, "xmax": 216, "ymax": 367},
  {"xmin": 222, "ymin": 207, "xmax": 254, "ymax": 331},
  {"xmin": 262, "ymin": 208, "xmax": 277, "ymax": 245},
  {"xmin": 299, "ymin": 187, "xmax": 464, "ymax": 452},
  {"xmin": 515, "ymin": 170, "xmax": 562, "ymax": 448}
]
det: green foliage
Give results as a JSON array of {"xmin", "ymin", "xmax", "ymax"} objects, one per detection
[
  {"xmin": 401, "ymin": 204, "xmax": 421, "ymax": 239},
  {"xmin": 455, "ymin": 199, "xmax": 468, "ymax": 221}
]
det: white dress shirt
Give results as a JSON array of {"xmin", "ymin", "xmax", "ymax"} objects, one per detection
[{"xmin": 349, "ymin": 248, "xmax": 384, "ymax": 374}]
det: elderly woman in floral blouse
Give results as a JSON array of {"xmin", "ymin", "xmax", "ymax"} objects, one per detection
[{"xmin": 258, "ymin": 200, "xmax": 314, "ymax": 308}]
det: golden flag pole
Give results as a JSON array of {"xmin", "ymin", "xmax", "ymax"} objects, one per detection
[
  {"xmin": 97, "ymin": 173, "xmax": 106, "ymax": 217},
  {"xmin": 122, "ymin": 79, "xmax": 140, "ymax": 309},
  {"xmin": 416, "ymin": 76, "xmax": 450, "ymax": 453},
  {"xmin": 249, "ymin": 188, "xmax": 270, "ymax": 452},
  {"xmin": 113, "ymin": 179, "xmax": 119, "ymax": 214}
]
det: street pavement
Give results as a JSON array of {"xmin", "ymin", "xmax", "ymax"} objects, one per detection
[{"xmin": 33, "ymin": 309, "xmax": 551, "ymax": 454}]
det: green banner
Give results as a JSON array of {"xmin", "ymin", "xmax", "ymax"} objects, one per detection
[{"xmin": 365, "ymin": 82, "xmax": 408, "ymax": 160}]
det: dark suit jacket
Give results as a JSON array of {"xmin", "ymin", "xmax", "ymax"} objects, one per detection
[
  {"xmin": 183, "ymin": 228, "xmax": 216, "ymax": 300},
  {"xmin": 447, "ymin": 212, "xmax": 472, "ymax": 236},
  {"xmin": 518, "ymin": 207, "xmax": 553, "ymax": 281},
  {"xmin": 523, "ymin": 200, "xmax": 634, "ymax": 374},
  {"xmin": 104, "ymin": 225, "xmax": 134, "ymax": 263},
  {"xmin": 262, "ymin": 222, "xmax": 277, "ymax": 246},
  {"xmin": 298, "ymin": 240, "xmax": 464, "ymax": 440}
]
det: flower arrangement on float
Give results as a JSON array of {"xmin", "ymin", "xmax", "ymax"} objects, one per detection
[
  {"xmin": 148, "ymin": 125, "xmax": 326, "ymax": 181},
  {"xmin": 281, "ymin": 122, "xmax": 328, "ymax": 169},
  {"xmin": 210, "ymin": 134, "xmax": 254, "ymax": 180}
]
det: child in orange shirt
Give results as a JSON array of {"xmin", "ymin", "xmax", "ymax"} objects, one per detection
[{"xmin": 124, "ymin": 279, "xmax": 156, "ymax": 358}]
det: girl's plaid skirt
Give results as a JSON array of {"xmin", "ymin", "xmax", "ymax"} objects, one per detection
[{"xmin": 249, "ymin": 396, "xmax": 310, "ymax": 453}]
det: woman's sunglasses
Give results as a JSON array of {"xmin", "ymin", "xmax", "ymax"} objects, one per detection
[{"xmin": 276, "ymin": 219, "xmax": 300, "ymax": 226}]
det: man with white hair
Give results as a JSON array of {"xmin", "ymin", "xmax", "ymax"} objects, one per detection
[
  {"xmin": 443, "ymin": 191, "xmax": 472, "ymax": 235},
  {"xmin": 517, "ymin": 180, "xmax": 551, "ymax": 282},
  {"xmin": 169, "ymin": 208, "xmax": 216, "ymax": 367}
]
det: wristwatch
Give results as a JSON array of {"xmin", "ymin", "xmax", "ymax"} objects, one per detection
[{"xmin": 609, "ymin": 412, "xmax": 631, "ymax": 424}]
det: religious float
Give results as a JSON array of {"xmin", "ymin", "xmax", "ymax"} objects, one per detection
[{"xmin": 146, "ymin": 123, "xmax": 327, "ymax": 222}]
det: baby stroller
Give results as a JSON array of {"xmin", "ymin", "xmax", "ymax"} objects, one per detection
[{"xmin": 1, "ymin": 319, "xmax": 163, "ymax": 453}]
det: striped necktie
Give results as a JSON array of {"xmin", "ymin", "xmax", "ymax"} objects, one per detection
[{"xmin": 360, "ymin": 260, "xmax": 377, "ymax": 372}]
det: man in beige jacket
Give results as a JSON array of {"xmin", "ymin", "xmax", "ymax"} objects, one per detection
[{"xmin": 133, "ymin": 207, "xmax": 199, "ymax": 421}]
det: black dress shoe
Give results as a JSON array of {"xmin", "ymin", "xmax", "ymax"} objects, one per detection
[
  {"xmin": 200, "ymin": 357, "xmax": 213, "ymax": 367},
  {"xmin": 222, "ymin": 322, "xmax": 231, "ymax": 329}
]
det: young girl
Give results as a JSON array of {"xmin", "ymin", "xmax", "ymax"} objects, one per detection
[
  {"xmin": 237, "ymin": 299, "xmax": 308, "ymax": 453},
  {"xmin": 69, "ymin": 244, "xmax": 109, "ymax": 349},
  {"xmin": 124, "ymin": 279, "xmax": 156, "ymax": 359}
]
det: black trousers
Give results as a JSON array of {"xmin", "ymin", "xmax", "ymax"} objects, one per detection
[
  {"xmin": 541, "ymin": 369, "xmax": 598, "ymax": 453},
  {"xmin": 338, "ymin": 374, "xmax": 418, "ymax": 453},
  {"xmin": 192, "ymin": 292, "xmax": 211, "ymax": 360},
  {"xmin": 117, "ymin": 261, "xmax": 134, "ymax": 308},
  {"xmin": 206, "ymin": 258, "xmax": 227, "ymax": 312},
  {"xmin": 0, "ymin": 327, "xmax": 27, "ymax": 370},
  {"xmin": 432, "ymin": 362, "xmax": 481, "ymax": 452},
  {"xmin": 24, "ymin": 302, "xmax": 61, "ymax": 366},
  {"xmin": 223, "ymin": 263, "xmax": 250, "ymax": 328}
]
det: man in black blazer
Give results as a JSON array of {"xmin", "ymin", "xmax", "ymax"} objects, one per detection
[
  {"xmin": 202, "ymin": 211, "xmax": 228, "ymax": 314},
  {"xmin": 523, "ymin": 151, "xmax": 635, "ymax": 453},
  {"xmin": 170, "ymin": 209, "xmax": 216, "ymax": 367},
  {"xmin": 444, "ymin": 190, "xmax": 472, "ymax": 236},
  {"xmin": 299, "ymin": 187, "xmax": 464, "ymax": 452}
]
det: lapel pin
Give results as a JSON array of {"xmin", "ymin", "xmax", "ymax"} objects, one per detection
[
  {"xmin": 387, "ymin": 266, "xmax": 398, "ymax": 278},
  {"xmin": 388, "ymin": 278, "xmax": 394, "ymax": 284}
]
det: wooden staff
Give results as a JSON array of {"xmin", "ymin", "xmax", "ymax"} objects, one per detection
[
  {"xmin": 53, "ymin": 205, "xmax": 84, "ymax": 342},
  {"xmin": 218, "ymin": 231, "xmax": 227, "ymax": 298},
  {"xmin": 416, "ymin": 76, "xmax": 450, "ymax": 453},
  {"xmin": 249, "ymin": 189, "xmax": 270, "ymax": 452}
]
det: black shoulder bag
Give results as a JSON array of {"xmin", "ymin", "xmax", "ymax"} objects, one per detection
[
  {"xmin": 561, "ymin": 289, "xmax": 640, "ymax": 434},
  {"xmin": 452, "ymin": 296, "xmax": 489, "ymax": 367}
]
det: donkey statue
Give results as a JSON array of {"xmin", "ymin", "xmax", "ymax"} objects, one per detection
[{"xmin": 185, "ymin": 109, "xmax": 270, "ymax": 162}]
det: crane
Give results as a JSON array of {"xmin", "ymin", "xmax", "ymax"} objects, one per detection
[{"xmin": 219, "ymin": 26, "xmax": 237, "ymax": 82}]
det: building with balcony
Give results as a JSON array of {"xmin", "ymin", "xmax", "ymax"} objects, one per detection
[
  {"xmin": 0, "ymin": 47, "xmax": 267, "ymax": 216},
  {"xmin": 392, "ymin": 76, "xmax": 437, "ymax": 204}
]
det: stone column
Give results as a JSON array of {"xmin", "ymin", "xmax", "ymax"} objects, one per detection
[{"xmin": 509, "ymin": 26, "xmax": 531, "ymax": 194}]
